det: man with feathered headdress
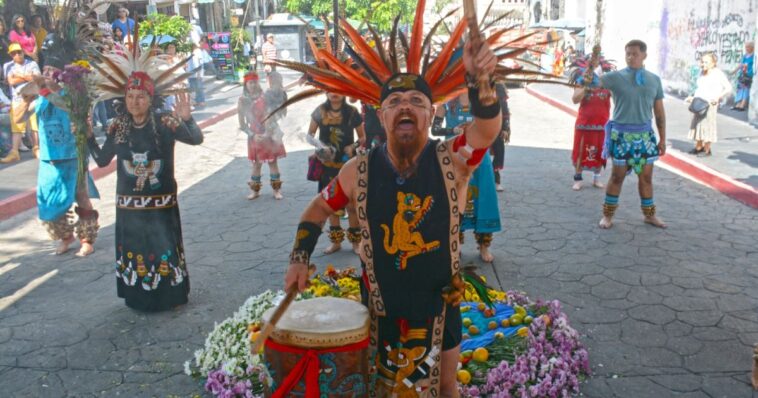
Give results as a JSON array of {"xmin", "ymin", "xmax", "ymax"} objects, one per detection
[{"xmin": 280, "ymin": 1, "xmax": 509, "ymax": 395}]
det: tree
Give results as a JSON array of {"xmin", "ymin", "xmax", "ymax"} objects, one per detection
[
  {"xmin": 284, "ymin": 0, "xmax": 417, "ymax": 32},
  {"xmin": 139, "ymin": 14, "xmax": 192, "ymax": 52}
]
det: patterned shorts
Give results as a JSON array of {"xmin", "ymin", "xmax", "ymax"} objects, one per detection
[{"xmin": 609, "ymin": 128, "xmax": 659, "ymax": 175}]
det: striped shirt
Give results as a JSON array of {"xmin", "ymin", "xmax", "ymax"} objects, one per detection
[{"xmin": 262, "ymin": 41, "xmax": 277, "ymax": 63}]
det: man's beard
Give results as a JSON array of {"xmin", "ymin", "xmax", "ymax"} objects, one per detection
[{"xmin": 387, "ymin": 111, "xmax": 427, "ymax": 175}]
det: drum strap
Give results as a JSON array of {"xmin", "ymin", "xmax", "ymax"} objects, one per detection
[{"xmin": 356, "ymin": 142, "xmax": 460, "ymax": 398}]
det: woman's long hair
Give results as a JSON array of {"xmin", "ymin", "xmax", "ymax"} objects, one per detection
[{"xmin": 11, "ymin": 14, "xmax": 31, "ymax": 36}]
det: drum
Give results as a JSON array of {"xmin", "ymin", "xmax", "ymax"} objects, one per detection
[{"xmin": 262, "ymin": 297, "xmax": 370, "ymax": 397}]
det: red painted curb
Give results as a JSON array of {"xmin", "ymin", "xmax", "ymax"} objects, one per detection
[
  {"xmin": 0, "ymin": 107, "xmax": 239, "ymax": 222},
  {"xmin": 525, "ymin": 85, "xmax": 758, "ymax": 209}
]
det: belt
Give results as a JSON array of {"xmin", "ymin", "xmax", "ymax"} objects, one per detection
[{"xmin": 117, "ymin": 194, "xmax": 177, "ymax": 210}]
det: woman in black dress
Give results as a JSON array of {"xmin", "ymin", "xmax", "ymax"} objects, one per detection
[{"xmin": 88, "ymin": 73, "xmax": 203, "ymax": 311}]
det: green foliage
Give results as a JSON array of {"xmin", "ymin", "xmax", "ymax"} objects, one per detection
[
  {"xmin": 139, "ymin": 14, "xmax": 192, "ymax": 52},
  {"xmin": 231, "ymin": 27, "xmax": 253, "ymax": 70},
  {"xmin": 284, "ymin": 0, "xmax": 417, "ymax": 32}
]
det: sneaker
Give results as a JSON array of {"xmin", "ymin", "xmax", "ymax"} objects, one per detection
[
  {"xmin": 18, "ymin": 143, "xmax": 30, "ymax": 152},
  {"xmin": 0, "ymin": 150, "xmax": 20, "ymax": 163},
  {"xmin": 495, "ymin": 183, "xmax": 505, "ymax": 192}
]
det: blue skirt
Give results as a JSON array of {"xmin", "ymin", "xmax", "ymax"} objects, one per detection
[
  {"xmin": 37, "ymin": 159, "xmax": 100, "ymax": 221},
  {"xmin": 462, "ymin": 154, "xmax": 502, "ymax": 233}
]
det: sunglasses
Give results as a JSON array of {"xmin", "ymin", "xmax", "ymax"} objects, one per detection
[{"xmin": 11, "ymin": 51, "xmax": 22, "ymax": 56}]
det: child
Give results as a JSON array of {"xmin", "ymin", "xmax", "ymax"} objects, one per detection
[{"xmin": 238, "ymin": 71, "xmax": 286, "ymax": 200}]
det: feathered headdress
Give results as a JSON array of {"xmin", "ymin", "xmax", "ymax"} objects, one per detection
[
  {"xmin": 568, "ymin": 44, "xmax": 616, "ymax": 86},
  {"xmin": 42, "ymin": 0, "xmax": 114, "ymax": 69},
  {"xmin": 271, "ymin": 0, "xmax": 563, "ymax": 113},
  {"xmin": 89, "ymin": 23, "xmax": 193, "ymax": 103}
]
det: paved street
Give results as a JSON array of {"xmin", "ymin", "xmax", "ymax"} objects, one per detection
[{"xmin": 0, "ymin": 88, "xmax": 757, "ymax": 397}]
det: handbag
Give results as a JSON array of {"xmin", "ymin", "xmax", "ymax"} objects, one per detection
[
  {"xmin": 307, "ymin": 154, "xmax": 323, "ymax": 182},
  {"xmin": 688, "ymin": 97, "xmax": 709, "ymax": 117}
]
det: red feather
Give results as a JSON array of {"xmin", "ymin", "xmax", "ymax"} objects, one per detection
[
  {"xmin": 406, "ymin": 0, "xmax": 426, "ymax": 74},
  {"xmin": 317, "ymin": 50, "xmax": 381, "ymax": 99},
  {"xmin": 340, "ymin": 19, "xmax": 391, "ymax": 81},
  {"xmin": 424, "ymin": 20, "xmax": 466, "ymax": 85}
]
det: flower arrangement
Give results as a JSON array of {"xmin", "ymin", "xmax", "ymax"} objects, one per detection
[
  {"xmin": 51, "ymin": 61, "xmax": 94, "ymax": 186},
  {"xmin": 187, "ymin": 269, "xmax": 590, "ymax": 398}
]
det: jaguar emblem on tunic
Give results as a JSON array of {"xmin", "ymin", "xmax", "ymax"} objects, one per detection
[
  {"xmin": 123, "ymin": 151, "xmax": 163, "ymax": 192},
  {"xmin": 380, "ymin": 192, "xmax": 440, "ymax": 270}
]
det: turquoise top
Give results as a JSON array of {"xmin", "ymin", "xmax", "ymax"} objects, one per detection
[
  {"xmin": 601, "ymin": 68, "xmax": 664, "ymax": 124},
  {"xmin": 35, "ymin": 95, "xmax": 77, "ymax": 161},
  {"xmin": 444, "ymin": 101, "xmax": 473, "ymax": 130}
]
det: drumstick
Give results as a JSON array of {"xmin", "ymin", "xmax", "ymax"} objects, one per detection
[
  {"xmin": 463, "ymin": 0, "xmax": 496, "ymax": 106},
  {"xmin": 252, "ymin": 264, "xmax": 316, "ymax": 354}
]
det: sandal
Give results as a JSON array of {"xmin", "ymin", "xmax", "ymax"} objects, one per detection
[{"xmin": 688, "ymin": 147, "xmax": 703, "ymax": 155}]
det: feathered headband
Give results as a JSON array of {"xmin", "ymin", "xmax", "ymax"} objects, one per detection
[
  {"xmin": 90, "ymin": 23, "xmax": 193, "ymax": 102},
  {"xmin": 269, "ymin": 0, "xmax": 562, "ymax": 114}
]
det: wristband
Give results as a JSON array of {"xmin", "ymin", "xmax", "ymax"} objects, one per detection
[
  {"xmin": 466, "ymin": 75, "xmax": 499, "ymax": 119},
  {"xmin": 290, "ymin": 222, "xmax": 322, "ymax": 265},
  {"xmin": 451, "ymin": 133, "xmax": 488, "ymax": 166}
]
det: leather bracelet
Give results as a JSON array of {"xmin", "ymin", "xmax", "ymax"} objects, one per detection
[
  {"xmin": 289, "ymin": 249, "xmax": 310, "ymax": 266},
  {"xmin": 466, "ymin": 75, "xmax": 499, "ymax": 119},
  {"xmin": 290, "ymin": 221, "xmax": 322, "ymax": 264}
]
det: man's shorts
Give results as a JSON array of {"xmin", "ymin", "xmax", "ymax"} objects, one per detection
[
  {"xmin": 10, "ymin": 102, "xmax": 37, "ymax": 134},
  {"xmin": 609, "ymin": 127, "xmax": 659, "ymax": 175}
]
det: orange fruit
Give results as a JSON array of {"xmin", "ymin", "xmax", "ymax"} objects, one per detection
[
  {"xmin": 494, "ymin": 331, "xmax": 505, "ymax": 340},
  {"xmin": 472, "ymin": 347, "xmax": 489, "ymax": 362},
  {"xmin": 477, "ymin": 302, "xmax": 486, "ymax": 311},
  {"xmin": 488, "ymin": 320, "xmax": 498, "ymax": 330},
  {"xmin": 457, "ymin": 369, "xmax": 472, "ymax": 385},
  {"xmin": 468, "ymin": 325, "xmax": 480, "ymax": 335},
  {"xmin": 542, "ymin": 315, "xmax": 551, "ymax": 326},
  {"xmin": 500, "ymin": 319, "xmax": 510, "ymax": 328},
  {"xmin": 462, "ymin": 317, "xmax": 472, "ymax": 327}
]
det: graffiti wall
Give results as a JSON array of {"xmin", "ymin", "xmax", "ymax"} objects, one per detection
[{"xmin": 658, "ymin": 0, "xmax": 756, "ymax": 95}]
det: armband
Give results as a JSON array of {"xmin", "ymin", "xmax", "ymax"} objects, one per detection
[
  {"xmin": 320, "ymin": 177, "xmax": 349, "ymax": 211},
  {"xmin": 290, "ymin": 222, "xmax": 322, "ymax": 265},
  {"xmin": 452, "ymin": 133, "xmax": 488, "ymax": 166}
]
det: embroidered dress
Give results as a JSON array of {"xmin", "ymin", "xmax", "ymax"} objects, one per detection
[
  {"xmin": 311, "ymin": 103, "xmax": 362, "ymax": 191},
  {"xmin": 572, "ymin": 88, "xmax": 610, "ymax": 172},
  {"xmin": 444, "ymin": 102, "xmax": 501, "ymax": 234},
  {"xmin": 36, "ymin": 95, "xmax": 99, "ymax": 222},
  {"xmin": 88, "ymin": 113, "xmax": 203, "ymax": 311},
  {"xmin": 359, "ymin": 141, "xmax": 461, "ymax": 397}
]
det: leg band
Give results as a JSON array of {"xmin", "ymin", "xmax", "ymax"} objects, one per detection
[
  {"xmin": 74, "ymin": 207, "xmax": 99, "ymax": 243},
  {"xmin": 270, "ymin": 174, "xmax": 282, "ymax": 191},
  {"xmin": 603, "ymin": 194, "xmax": 620, "ymax": 218},
  {"xmin": 573, "ymin": 173, "xmax": 583, "ymax": 181},
  {"xmin": 346, "ymin": 227, "xmax": 361, "ymax": 243},
  {"xmin": 475, "ymin": 233, "xmax": 493, "ymax": 248},
  {"xmin": 328, "ymin": 226, "xmax": 345, "ymax": 244},
  {"xmin": 43, "ymin": 211, "xmax": 75, "ymax": 241},
  {"xmin": 641, "ymin": 197, "xmax": 655, "ymax": 217},
  {"xmin": 248, "ymin": 175, "xmax": 262, "ymax": 192}
]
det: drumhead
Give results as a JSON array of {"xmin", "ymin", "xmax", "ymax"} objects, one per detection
[{"xmin": 263, "ymin": 297, "xmax": 369, "ymax": 348}]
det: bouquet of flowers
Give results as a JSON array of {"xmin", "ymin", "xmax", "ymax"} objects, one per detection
[{"xmin": 51, "ymin": 60, "xmax": 94, "ymax": 185}]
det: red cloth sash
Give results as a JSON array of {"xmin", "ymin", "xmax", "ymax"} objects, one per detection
[{"xmin": 266, "ymin": 337, "xmax": 369, "ymax": 398}]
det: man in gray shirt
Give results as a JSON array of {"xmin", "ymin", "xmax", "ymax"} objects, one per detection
[{"xmin": 596, "ymin": 39, "xmax": 667, "ymax": 229}]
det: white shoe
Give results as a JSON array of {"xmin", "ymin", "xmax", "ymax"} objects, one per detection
[
  {"xmin": 18, "ymin": 143, "xmax": 30, "ymax": 152},
  {"xmin": 495, "ymin": 184, "xmax": 504, "ymax": 192}
]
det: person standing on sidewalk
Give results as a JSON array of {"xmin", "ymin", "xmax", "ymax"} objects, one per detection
[
  {"xmin": 187, "ymin": 44, "xmax": 206, "ymax": 108},
  {"xmin": 730, "ymin": 41, "xmax": 753, "ymax": 111},
  {"xmin": 87, "ymin": 50, "xmax": 203, "ymax": 311},
  {"xmin": 568, "ymin": 50, "xmax": 613, "ymax": 191},
  {"xmin": 17, "ymin": 71, "xmax": 100, "ymax": 256},
  {"xmin": 433, "ymin": 92, "xmax": 502, "ymax": 263},
  {"xmin": 1, "ymin": 43, "xmax": 40, "ymax": 163},
  {"xmin": 261, "ymin": 33, "xmax": 277, "ymax": 74},
  {"xmin": 686, "ymin": 52, "xmax": 732, "ymax": 157},
  {"xmin": 307, "ymin": 93, "xmax": 364, "ymax": 254},
  {"xmin": 238, "ymin": 71, "xmax": 287, "ymax": 200},
  {"xmin": 598, "ymin": 39, "xmax": 667, "ymax": 229}
]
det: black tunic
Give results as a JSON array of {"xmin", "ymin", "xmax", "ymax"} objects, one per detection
[
  {"xmin": 88, "ymin": 113, "xmax": 203, "ymax": 311},
  {"xmin": 310, "ymin": 102, "xmax": 362, "ymax": 191}
]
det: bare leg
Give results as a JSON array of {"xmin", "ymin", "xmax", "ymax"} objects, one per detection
[
  {"xmin": 323, "ymin": 215, "xmax": 342, "ymax": 254},
  {"xmin": 599, "ymin": 165, "xmax": 626, "ymax": 229},
  {"xmin": 592, "ymin": 172, "xmax": 604, "ymax": 188},
  {"xmin": 639, "ymin": 164, "xmax": 666, "ymax": 228},
  {"xmin": 572, "ymin": 173, "xmax": 583, "ymax": 191},
  {"xmin": 440, "ymin": 345, "xmax": 461, "ymax": 398},
  {"xmin": 0, "ymin": 134, "xmax": 22, "ymax": 163},
  {"xmin": 703, "ymin": 141, "xmax": 711, "ymax": 155},
  {"xmin": 75, "ymin": 180, "xmax": 97, "ymax": 256},
  {"xmin": 30, "ymin": 130, "xmax": 39, "ymax": 158},
  {"xmin": 475, "ymin": 233, "xmax": 494, "ymax": 262}
]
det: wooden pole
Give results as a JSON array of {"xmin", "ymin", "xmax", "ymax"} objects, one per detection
[{"xmin": 332, "ymin": 0, "xmax": 340, "ymax": 56}]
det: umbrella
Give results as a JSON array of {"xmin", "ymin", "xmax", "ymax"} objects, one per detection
[{"xmin": 140, "ymin": 34, "xmax": 176, "ymax": 46}]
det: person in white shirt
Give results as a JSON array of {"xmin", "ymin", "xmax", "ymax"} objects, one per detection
[{"xmin": 685, "ymin": 52, "xmax": 732, "ymax": 157}]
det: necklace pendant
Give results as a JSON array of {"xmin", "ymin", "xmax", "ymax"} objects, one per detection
[{"xmin": 396, "ymin": 176, "xmax": 406, "ymax": 185}]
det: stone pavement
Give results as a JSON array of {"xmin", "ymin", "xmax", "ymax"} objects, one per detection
[
  {"xmin": 528, "ymin": 83, "xmax": 758, "ymax": 188},
  {"xmin": 0, "ymin": 88, "xmax": 757, "ymax": 397}
]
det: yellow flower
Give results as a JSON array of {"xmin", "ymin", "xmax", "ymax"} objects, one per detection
[{"xmin": 73, "ymin": 60, "xmax": 91, "ymax": 70}]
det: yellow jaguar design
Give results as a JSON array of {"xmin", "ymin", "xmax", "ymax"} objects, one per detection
[{"xmin": 381, "ymin": 192, "xmax": 440, "ymax": 270}]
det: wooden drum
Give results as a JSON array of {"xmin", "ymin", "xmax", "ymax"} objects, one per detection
[{"xmin": 262, "ymin": 297, "xmax": 370, "ymax": 397}]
